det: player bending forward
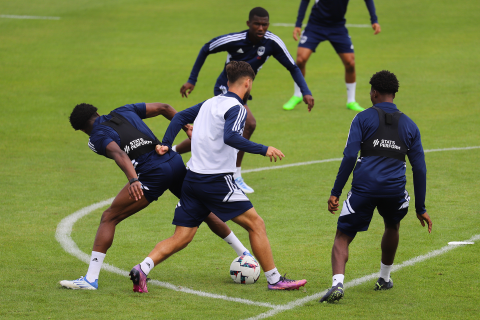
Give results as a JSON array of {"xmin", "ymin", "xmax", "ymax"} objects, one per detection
[
  {"xmin": 320, "ymin": 70, "xmax": 432, "ymax": 303},
  {"xmin": 130, "ymin": 61, "xmax": 307, "ymax": 292},
  {"xmin": 61, "ymin": 102, "xmax": 251, "ymax": 290}
]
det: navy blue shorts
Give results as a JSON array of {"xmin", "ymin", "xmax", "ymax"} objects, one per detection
[
  {"xmin": 137, "ymin": 153, "xmax": 186, "ymax": 203},
  {"xmin": 337, "ymin": 190, "xmax": 410, "ymax": 238},
  {"xmin": 173, "ymin": 171, "xmax": 253, "ymax": 227},
  {"xmin": 299, "ymin": 24, "xmax": 354, "ymax": 54}
]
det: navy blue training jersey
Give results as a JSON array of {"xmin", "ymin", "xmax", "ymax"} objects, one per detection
[
  {"xmin": 296, "ymin": 0, "xmax": 378, "ymax": 28},
  {"xmin": 331, "ymin": 102, "xmax": 427, "ymax": 214},
  {"xmin": 187, "ymin": 30, "xmax": 312, "ymax": 96},
  {"xmin": 88, "ymin": 103, "xmax": 174, "ymax": 173}
]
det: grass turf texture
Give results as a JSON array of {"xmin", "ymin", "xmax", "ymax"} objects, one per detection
[{"xmin": 1, "ymin": 0, "xmax": 479, "ymax": 318}]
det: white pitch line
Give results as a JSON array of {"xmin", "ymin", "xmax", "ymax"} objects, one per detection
[
  {"xmin": 272, "ymin": 23, "xmax": 370, "ymax": 28},
  {"xmin": 246, "ymin": 234, "xmax": 480, "ymax": 320},
  {"xmin": 0, "ymin": 14, "xmax": 60, "ymax": 20},
  {"xmin": 56, "ymin": 145, "xmax": 480, "ymax": 310}
]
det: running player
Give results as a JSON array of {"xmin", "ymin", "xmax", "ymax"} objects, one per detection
[
  {"xmin": 60, "ymin": 102, "xmax": 251, "ymax": 290},
  {"xmin": 130, "ymin": 61, "xmax": 307, "ymax": 293},
  {"xmin": 177, "ymin": 7, "xmax": 314, "ymax": 194},
  {"xmin": 283, "ymin": 0, "xmax": 381, "ymax": 112},
  {"xmin": 320, "ymin": 70, "xmax": 432, "ymax": 303}
]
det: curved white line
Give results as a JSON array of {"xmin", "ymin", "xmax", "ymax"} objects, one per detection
[{"xmin": 56, "ymin": 146, "xmax": 480, "ymax": 308}]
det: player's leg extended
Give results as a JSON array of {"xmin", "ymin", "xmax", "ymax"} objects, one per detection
[
  {"xmin": 204, "ymin": 213, "xmax": 251, "ymax": 256},
  {"xmin": 60, "ymin": 184, "xmax": 149, "ymax": 290},
  {"xmin": 130, "ymin": 226, "xmax": 198, "ymax": 293},
  {"xmin": 339, "ymin": 52, "xmax": 363, "ymax": 112},
  {"xmin": 232, "ymin": 207, "xmax": 307, "ymax": 290},
  {"xmin": 234, "ymin": 104, "xmax": 255, "ymax": 193},
  {"xmin": 375, "ymin": 221, "xmax": 400, "ymax": 290},
  {"xmin": 284, "ymin": 47, "xmax": 313, "ymax": 110}
]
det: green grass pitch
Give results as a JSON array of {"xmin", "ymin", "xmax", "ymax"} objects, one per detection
[{"xmin": 1, "ymin": 0, "xmax": 479, "ymax": 319}]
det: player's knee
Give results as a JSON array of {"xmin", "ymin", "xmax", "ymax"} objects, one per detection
[
  {"xmin": 344, "ymin": 58, "xmax": 355, "ymax": 73},
  {"xmin": 296, "ymin": 55, "xmax": 308, "ymax": 68}
]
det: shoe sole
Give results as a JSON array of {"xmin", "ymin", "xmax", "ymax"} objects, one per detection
[{"xmin": 268, "ymin": 282, "xmax": 307, "ymax": 290}]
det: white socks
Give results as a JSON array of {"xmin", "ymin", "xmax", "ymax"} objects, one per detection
[
  {"xmin": 171, "ymin": 145, "xmax": 177, "ymax": 152},
  {"xmin": 293, "ymin": 82, "xmax": 302, "ymax": 98},
  {"xmin": 346, "ymin": 82, "xmax": 356, "ymax": 103},
  {"xmin": 332, "ymin": 274, "xmax": 345, "ymax": 286},
  {"xmin": 265, "ymin": 268, "xmax": 281, "ymax": 285},
  {"xmin": 223, "ymin": 231, "xmax": 249, "ymax": 256},
  {"xmin": 85, "ymin": 251, "xmax": 106, "ymax": 282},
  {"xmin": 140, "ymin": 257, "xmax": 155, "ymax": 276},
  {"xmin": 233, "ymin": 167, "xmax": 241, "ymax": 180},
  {"xmin": 380, "ymin": 262, "xmax": 393, "ymax": 281}
]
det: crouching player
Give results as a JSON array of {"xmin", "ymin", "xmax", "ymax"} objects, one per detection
[
  {"xmin": 130, "ymin": 61, "xmax": 307, "ymax": 292},
  {"xmin": 60, "ymin": 101, "xmax": 251, "ymax": 290},
  {"xmin": 320, "ymin": 70, "xmax": 432, "ymax": 303}
]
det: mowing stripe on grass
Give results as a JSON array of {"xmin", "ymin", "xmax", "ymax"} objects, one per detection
[
  {"xmin": 55, "ymin": 145, "xmax": 479, "ymax": 310},
  {"xmin": 246, "ymin": 234, "xmax": 480, "ymax": 320},
  {"xmin": 0, "ymin": 14, "xmax": 61, "ymax": 20}
]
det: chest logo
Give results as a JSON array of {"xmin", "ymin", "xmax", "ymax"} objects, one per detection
[
  {"xmin": 237, "ymin": 48, "xmax": 244, "ymax": 53},
  {"xmin": 257, "ymin": 46, "xmax": 265, "ymax": 56}
]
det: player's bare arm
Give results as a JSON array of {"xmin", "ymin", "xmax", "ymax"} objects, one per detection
[
  {"xmin": 105, "ymin": 141, "xmax": 143, "ymax": 201},
  {"xmin": 265, "ymin": 146, "xmax": 284, "ymax": 162},
  {"xmin": 293, "ymin": 26, "xmax": 302, "ymax": 41},
  {"xmin": 372, "ymin": 23, "xmax": 381, "ymax": 35},
  {"xmin": 416, "ymin": 212, "xmax": 432, "ymax": 233},
  {"xmin": 145, "ymin": 102, "xmax": 177, "ymax": 119},
  {"xmin": 328, "ymin": 195, "xmax": 339, "ymax": 214},
  {"xmin": 180, "ymin": 82, "xmax": 195, "ymax": 98}
]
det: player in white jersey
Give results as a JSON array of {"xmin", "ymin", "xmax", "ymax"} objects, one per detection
[{"xmin": 129, "ymin": 61, "xmax": 307, "ymax": 292}]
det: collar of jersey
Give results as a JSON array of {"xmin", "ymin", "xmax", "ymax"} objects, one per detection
[
  {"xmin": 222, "ymin": 91, "xmax": 244, "ymax": 105},
  {"xmin": 373, "ymin": 102, "xmax": 398, "ymax": 111}
]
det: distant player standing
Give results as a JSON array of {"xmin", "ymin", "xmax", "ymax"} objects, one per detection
[
  {"xmin": 283, "ymin": 0, "xmax": 381, "ymax": 112},
  {"xmin": 60, "ymin": 102, "xmax": 251, "ymax": 290},
  {"xmin": 130, "ymin": 61, "xmax": 307, "ymax": 292},
  {"xmin": 320, "ymin": 71, "xmax": 432, "ymax": 303},
  {"xmin": 177, "ymin": 7, "xmax": 314, "ymax": 194}
]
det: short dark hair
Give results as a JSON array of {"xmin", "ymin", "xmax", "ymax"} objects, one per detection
[
  {"xmin": 249, "ymin": 7, "xmax": 269, "ymax": 21},
  {"xmin": 69, "ymin": 103, "xmax": 98, "ymax": 130},
  {"xmin": 226, "ymin": 61, "xmax": 255, "ymax": 84},
  {"xmin": 369, "ymin": 70, "xmax": 399, "ymax": 94}
]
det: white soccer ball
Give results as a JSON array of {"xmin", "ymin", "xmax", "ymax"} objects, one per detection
[{"xmin": 230, "ymin": 255, "xmax": 261, "ymax": 284}]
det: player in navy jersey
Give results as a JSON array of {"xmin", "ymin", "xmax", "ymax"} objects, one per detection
[
  {"xmin": 60, "ymin": 102, "xmax": 252, "ymax": 290},
  {"xmin": 130, "ymin": 61, "xmax": 307, "ymax": 292},
  {"xmin": 319, "ymin": 71, "xmax": 432, "ymax": 303},
  {"xmin": 283, "ymin": 0, "xmax": 381, "ymax": 112},
  {"xmin": 176, "ymin": 7, "xmax": 315, "ymax": 194}
]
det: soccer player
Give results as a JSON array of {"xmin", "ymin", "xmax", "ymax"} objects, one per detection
[
  {"xmin": 177, "ymin": 6, "xmax": 315, "ymax": 194},
  {"xmin": 60, "ymin": 102, "xmax": 251, "ymax": 290},
  {"xmin": 130, "ymin": 61, "xmax": 307, "ymax": 293},
  {"xmin": 320, "ymin": 70, "xmax": 432, "ymax": 303},
  {"xmin": 283, "ymin": 0, "xmax": 381, "ymax": 112}
]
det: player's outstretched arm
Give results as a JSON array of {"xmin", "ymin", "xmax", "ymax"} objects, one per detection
[
  {"xmin": 416, "ymin": 212, "xmax": 432, "ymax": 233},
  {"xmin": 105, "ymin": 141, "xmax": 143, "ymax": 201},
  {"xmin": 145, "ymin": 103, "xmax": 177, "ymax": 119},
  {"xmin": 265, "ymin": 146, "xmax": 285, "ymax": 162}
]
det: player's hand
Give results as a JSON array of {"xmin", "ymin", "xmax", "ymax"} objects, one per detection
[
  {"xmin": 180, "ymin": 82, "xmax": 195, "ymax": 98},
  {"xmin": 183, "ymin": 124, "xmax": 193, "ymax": 139},
  {"xmin": 128, "ymin": 180, "xmax": 143, "ymax": 201},
  {"xmin": 303, "ymin": 94, "xmax": 314, "ymax": 112},
  {"xmin": 293, "ymin": 27, "xmax": 302, "ymax": 41},
  {"xmin": 328, "ymin": 196, "xmax": 339, "ymax": 214},
  {"xmin": 416, "ymin": 212, "xmax": 432, "ymax": 233},
  {"xmin": 372, "ymin": 23, "xmax": 381, "ymax": 35},
  {"xmin": 155, "ymin": 144, "xmax": 169, "ymax": 155},
  {"xmin": 265, "ymin": 147, "xmax": 285, "ymax": 162}
]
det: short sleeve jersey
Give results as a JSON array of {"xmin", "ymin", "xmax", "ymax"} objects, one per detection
[{"xmin": 88, "ymin": 103, "xmax": 174, "ymax": 173}]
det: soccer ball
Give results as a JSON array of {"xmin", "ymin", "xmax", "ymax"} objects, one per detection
[{"xmin": 230, "ymin": 255, "xmax": 261, "ymax": 284}]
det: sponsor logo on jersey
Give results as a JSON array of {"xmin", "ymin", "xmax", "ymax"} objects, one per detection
[
  {"xmin": 123, "ymin": 138, "xmax": 153, "ymax": 154},
  {"xmin": 257, "ymin": 46, "xmax": 265, "ymax": 56},
  {"xmin": 373, "ymin": 139, "xmax": 401, "ymax": 150}
]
